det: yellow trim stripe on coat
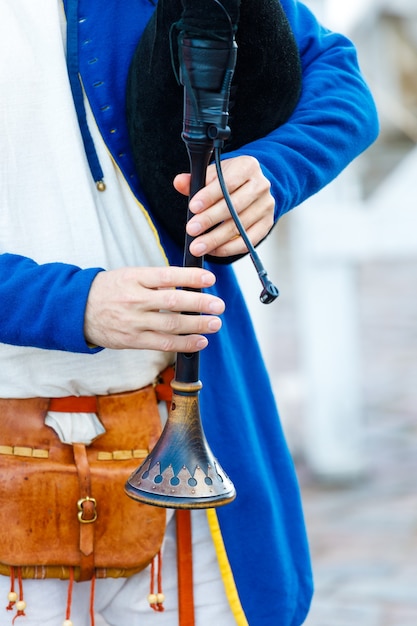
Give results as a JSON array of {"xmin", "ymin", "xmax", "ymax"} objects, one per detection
[{"xmin": 206, "ymin": 509, "xmax": 249, "ymax": 626}]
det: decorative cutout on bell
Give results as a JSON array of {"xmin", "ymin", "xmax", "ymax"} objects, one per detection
[{"xmin": 125, "ymin": 381, "xmax": 236, "ymax": 509}]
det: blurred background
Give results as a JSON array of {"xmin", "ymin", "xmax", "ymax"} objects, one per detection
[{"xmin": 235, "ymin": 0, "xmax": 417, "ymax": 623}]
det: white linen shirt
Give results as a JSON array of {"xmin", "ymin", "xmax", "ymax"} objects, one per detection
[{"xmin": 0, "ymin": 0, "xmax": 173, "ymax": 440}]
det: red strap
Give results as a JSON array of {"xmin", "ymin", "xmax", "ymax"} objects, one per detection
[
  {"xmin": 49, "ymin": 396, "xmax": 98, "ymax": 413},
  {"xmin": 176, "ymin": 510, "xmax": 195, "ymax": 626},
  {"xmin": 154, "ymin": 366, "xmax": 175, "ymax": 403},
  {"xmin": 48, "ymin": 365, "xmax": 175, "ymax": 413}
]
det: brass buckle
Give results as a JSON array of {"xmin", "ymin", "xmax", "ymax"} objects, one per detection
[{"xmin": 77, "ymin": 497, "xmax": 97, "ymax": 524}]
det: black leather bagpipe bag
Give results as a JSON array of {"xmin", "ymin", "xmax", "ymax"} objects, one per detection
[{"xmin": 126, "ymin": 0, "xmax": 302, "ymax": 263}]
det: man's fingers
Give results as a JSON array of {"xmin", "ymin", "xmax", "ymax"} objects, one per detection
[
  {"xmin": 187, "ymin": 156, "xmax": 262, "ymax": 214},
  {"xmin": 153, "ymin": 287, "xmax": 225, "ymax": 315},
  {"xmin": 135, "ymin": 266, "xmax": 217, "ymax": 290},
  {"xmin": 133, "ymin": 310, "xmax": 221, "ymax": 334},
  {"xmin": 173, "ymin": 173, "xmax": 191, "ymax": 196},
  {"xmin": 126, "ymin": 331, "xmax": 210, "ymax": 353},
  {"xmin": 84, "ymin": 266, "xmax": 225, "ymax": 351}
]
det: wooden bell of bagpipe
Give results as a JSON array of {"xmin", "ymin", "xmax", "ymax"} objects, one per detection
[{"xmin": 125, "ymin": 0, "xmax": 302, "ymax": 509}]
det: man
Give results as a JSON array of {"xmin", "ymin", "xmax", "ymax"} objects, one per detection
[{"xmin": 0, "ymin": 0, "xmax": 378, "ymax": 624}]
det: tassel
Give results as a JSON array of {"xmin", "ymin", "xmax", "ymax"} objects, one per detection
[
  {"xmin": 11, "ymin": 568, "xmax": 26, "ymax": 624},
  {"xmin": 6, "ymin": 567, "xmax": 17, "ymax": 611},
  {"xmin": 62, "ymin": 568, "xmax": 96, "ymax": 626},
  {"xmin": 62, "ymin": 567, "xmax": 75, "ymax": 626},
  {"xmin": 148, "ymin": 551, "xmax": 165, "ymax": 612},
  {"xmin": 89, "ymin": 574, "xmax": 96, "ymax": 626}
]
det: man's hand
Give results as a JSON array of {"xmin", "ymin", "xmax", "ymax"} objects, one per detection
[
  {"xmin": 84, "ymin": 266, "xmax": 225, "ymax": 352},
  {"xmin": 174, "ymin": 155, "xmax": 275, "ymax": 258}
]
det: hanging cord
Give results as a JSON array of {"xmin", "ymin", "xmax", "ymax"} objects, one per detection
[
  {"xmin": 62, "ymin": 566, "xmax": 75, "ymax": 626},
  {"xmin": 89, "ymin": 574, "xmax": 96, "ymax": 626},
  {"xmin": 66, "ymin": 0, "xmax": 105, "ymax": 191},
  {"xmin": 62, "ymin": 568, "xmax": 95, "ymax": 626},
  {"xmin": 11, "ymin": 568, "xmax": 26, "ymax": 624},
  {"xmin": 6, "ymin": 567, "xmax": 16, "ymax": 611},
  {"xmin": 213, "ymin": 146, "xmax": 279, "ymax": 303},
  {"xmin": 148, "ymin": 551, "xmax": 165, "ymax": 612}
]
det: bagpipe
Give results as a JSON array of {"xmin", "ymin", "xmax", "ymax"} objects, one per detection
[{"xmin": 125, "ymin": 0, "xmax": 302, "ymax": 509}]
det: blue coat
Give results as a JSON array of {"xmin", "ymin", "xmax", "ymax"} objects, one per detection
[{"xmin": 0, "ymin": 2, "xmax": 378, "ymax": 624}]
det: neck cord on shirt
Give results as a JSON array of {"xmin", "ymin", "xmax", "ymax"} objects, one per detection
[{"xmin": 66, "ymin": 0, "xmax": 106, "ymax": 191}]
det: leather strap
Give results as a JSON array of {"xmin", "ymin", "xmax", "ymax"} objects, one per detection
[
  {"xmin": 47, "ymin": 365, "xmax": 175, "ymax": 414},
  {"xmin": 49, "ymin": 396, "xmax": 98, "ymax": 413},
  {"xmin": 176, "ymin": 510, "xmax": 195, "ymax": 626},
  {"xmin": 73, "ymin": 443, "xmax": 96, "ymax": 581},
  {"xmin": 154, "ymin": 366, "xmax": 175, "ymax": 403}
]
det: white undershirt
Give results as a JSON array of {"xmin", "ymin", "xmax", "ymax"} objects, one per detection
[{"xmin": 0, "ymin": 0, "xmax": 173, "ymax": 440}]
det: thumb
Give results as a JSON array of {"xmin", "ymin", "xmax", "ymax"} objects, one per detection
[{"xmin": 173, "ymin": 173, "xmax": 191, "ymax": 196}]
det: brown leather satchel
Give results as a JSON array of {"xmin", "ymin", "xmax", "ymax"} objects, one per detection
[{"xmin": 0, "ymin": 379, "xmax": 170, "ymax": 582}]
